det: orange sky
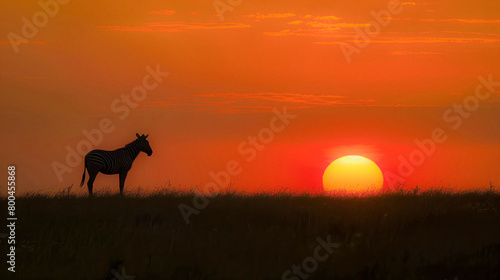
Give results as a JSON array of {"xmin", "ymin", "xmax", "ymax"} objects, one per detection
[{"xmin": 1, "ymin": 0, "xmax": 500, "ymax": 194}]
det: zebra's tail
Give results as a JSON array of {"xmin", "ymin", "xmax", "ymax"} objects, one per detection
[{"xmin": 80, "ymin": 163, "xmax": 86, "ymax": 188}]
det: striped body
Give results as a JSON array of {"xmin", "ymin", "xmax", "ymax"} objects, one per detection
[
  {"xmin": 84, "ymin": 141, "xmax": 140, "ymax": 174},
  {"xmin": 80, "ymin": 134, "xmax": 152, "ymax": 196}
]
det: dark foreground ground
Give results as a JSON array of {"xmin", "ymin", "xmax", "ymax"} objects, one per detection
[{"xmin": 1, "ymin": 190, "xmax": 499, "ymax": 280}]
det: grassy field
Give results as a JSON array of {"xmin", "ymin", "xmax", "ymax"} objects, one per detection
[{"xmin": 1, "ymin": 190, "xmax": 499, "ymax": 280}]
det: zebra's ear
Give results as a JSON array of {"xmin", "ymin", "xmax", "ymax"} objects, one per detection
[
  {"xmin": 136, "ymin": 133, "xmax": 140, "ymax": 138},
  {"xmin": 145, "ymin": 134, "xmax": 149, "ymax": 138}
]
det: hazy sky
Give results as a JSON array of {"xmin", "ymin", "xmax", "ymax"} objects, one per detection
[{"xmin": 1, "ymin": 0, "xmax": 500, "ymax": 194}]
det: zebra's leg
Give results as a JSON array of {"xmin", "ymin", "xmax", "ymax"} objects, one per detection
[
  {"xmin": 119, "ymin": 171, "xmax": 128, "ymax": 195},
  {"xmin": 87, "ymin": 169, "xmax": 98, "ymax": 197}
]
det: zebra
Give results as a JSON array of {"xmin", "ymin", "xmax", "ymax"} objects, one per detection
[{"xmin": 80, "ymin": 133, "xmax": 153, "ymax": 197}]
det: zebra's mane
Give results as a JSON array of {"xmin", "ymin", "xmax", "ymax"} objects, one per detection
[{"xmin": 124, "ymin": 139, "xmax": 140, "ymax": 152}]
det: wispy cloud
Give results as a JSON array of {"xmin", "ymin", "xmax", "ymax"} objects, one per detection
[
  {"xmin": 389, "ymin": 51, "xmax": 443, "ymax": 55},
  {"xmin": 149, "ymin": 10, "xmax": 176, "ymax": 15},
  {"xmin": 306, "ymin": 22, "xmax": 369, "ymax": 29},
  {"xmin": 249, "ymin": 9, "xmax": 500, "ymax": 47},
  {"xmin": 363, "ymin": 37, "xmax": 500, "ymax": 43},
  {"xmin": 265, "ymin": 18, "xmax": 368, "ymax": 38},
  {"xmin": 98, "ymin": 22, "xmax": 250, "ymax": 32},
  {"xmin": 421, "ymin": 18, "xmax": 500, "ymax": 24},
  {"xmin": 132, "ymin": 93, "xmax": 375, "ymax": 113},
  {"xmin": 257, "ymin": 13, "xmax": 373, "ymax": 38},
  {"xmin": 242, "ymin": 13, "xmax": 296, "ymax": 19},
  {"xmin": 314, "ymin": 15, "xmax": 341, "ymax": 21},
  {"xmin": 315, "ymin": 35, "xmax": 500, "ymax": 44},
  {"xmin": 264, "ymin": 29, "xmax": 354, "ymax": 38},
  {"xmin": 195, "ymin": 92, "xmax": 369, "ymax": 105},
  {"xmin": 132, "ymin": 93, "xmax": 500, "ymax": 113}
]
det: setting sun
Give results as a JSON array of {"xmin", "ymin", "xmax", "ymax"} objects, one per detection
[{"xmin": 323, "ymin": 155, "xmax": 384, "ymax": 194}]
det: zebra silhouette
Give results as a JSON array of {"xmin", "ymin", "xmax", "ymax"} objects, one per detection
[{"xmin": 80, "ymin": 133, "xmax": 153, "ymax": 197}]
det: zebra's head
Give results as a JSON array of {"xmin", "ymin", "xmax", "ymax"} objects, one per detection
[{"xmin": 136, "ymin": 133, "xmax": 153, "ymax": 156}]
